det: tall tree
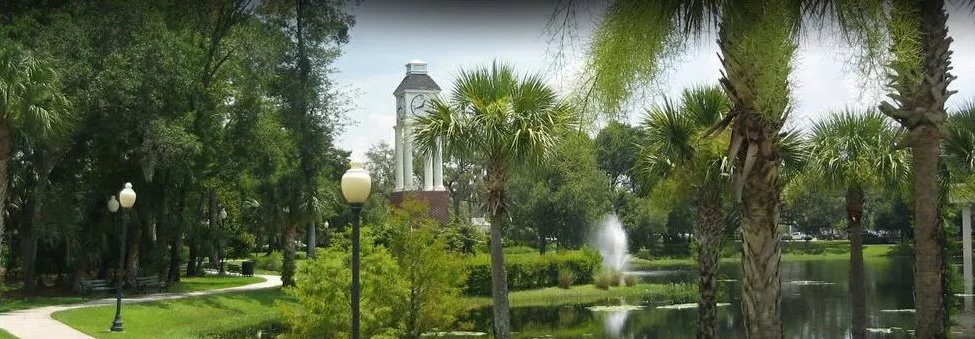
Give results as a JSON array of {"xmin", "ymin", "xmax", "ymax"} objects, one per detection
[
  {"xmin": 412, "ymin": 61, "xmax": 574, "ymax": 339},
  {"xmin": 506, "ymin": 132, "xmax": 613, "ymax": 253},
  {"xmin": 807, "ymin": 109, "xmax": 909, "ymax": 338},
  {"xmin": 877, "ymin": 2, "xmax": 972, "ymax": 335},
  {"xmin": 582, "ymin": 1, "xmax": 884, "ymax": 336},
  {"xmin": 259, "ymin": 0, "xmax": 357, "ymax": 287},
  {"xmin": 0, "ymin": 39, "xmax": 71, "ymax": 282},
  {"xmin": 637, "ymin": 85, "xmax": 731, "ymax": 337}
]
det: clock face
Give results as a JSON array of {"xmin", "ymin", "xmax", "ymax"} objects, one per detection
[{"xmin": 410, "ymin": 95, "xmax": 426, "ymax": 115}]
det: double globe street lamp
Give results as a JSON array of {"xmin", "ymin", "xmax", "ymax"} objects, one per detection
[
  {"xmin": 341, "ymin": 161, "xmax": 371, "ymax": 339},
  {"xmin": 108, "ymin": 183, "xmax": 137, "ymax": 332}
]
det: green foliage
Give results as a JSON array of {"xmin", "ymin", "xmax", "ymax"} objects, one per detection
[
  {"xmin": 807, "ymin": 109, "xmax": 909, "ymax": 193},
  {"xmin": 506, "ymin": 131, "xmax": 614, "ymax": 250},
  {"xmin": 595, "ymin": 121, "xmax": 644, "ymax": 189},
  {"xmin": 385, "ymin": 197, "xmax": 467, "ymax": 338},
  {"xmin": 411, "ymin": 60, "xmax": 575, "ymax": 167},
  {"xmin": 593, "ymin": 269, "xmax": 616, "ymax": 290},
  {"xmin": 624, "ymin": 274, "xmax": 638, "ymax": 287},
  {"xmin": 463, "ymin": 249, "xmax": 602, "ymax": 295},
  {"xmin": 280, "ymin": 228, "xmax": 407, "ymax": 339},
  {"xmin": 251, "ymin": 251, "xmax": 283, "ymax": 272},
  {"xmin": 557, "ymin": 269, "xmax": 575, "ymax": 289}
]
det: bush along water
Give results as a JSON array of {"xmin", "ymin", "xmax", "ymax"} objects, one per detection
[{"xmin": 463, "ymin": 247, "xmax": 602, "ymax": 295}]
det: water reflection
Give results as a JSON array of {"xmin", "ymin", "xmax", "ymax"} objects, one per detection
[
  {"xmin": 457, "ymin": 258, "xmax": 921, "ymax": 338},
  {"xmin": 601, "ymin": 310, "xmax": 629, "ymax": 337}
]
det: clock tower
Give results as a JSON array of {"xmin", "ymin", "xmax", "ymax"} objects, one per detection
[{"xmin": 391, "ymin": 59, "xmax": 449, "ymax": 222}]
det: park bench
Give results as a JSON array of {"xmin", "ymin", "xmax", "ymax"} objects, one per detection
[
  {"xmin": 135, "ymin": 275, "xmax": 167, "ymax": 294},
  {"xmin": 227, "ymin": 264, "xmax": 241, "ymax": 275},
  {"xmin": 81, "ymin": 278, "xmax": 114, "ymax": 299}
]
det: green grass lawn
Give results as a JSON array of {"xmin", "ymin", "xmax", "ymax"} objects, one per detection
[
  {"xmin": 630, "ymin": 244, "xmax": 897, "ymax": 270},
  {"xmin": 170, "ymin": 276, "xmax": 264, "ymax": 293},
  {"xmin": 0, "ymin": 328, "xmax": 17, "ymax": 339},
  {"xmin": 0, "ymin": 276, "xmax": 264, "ymax": 313},
  {"xmin": 462, "ymin": 283, "xmax": 697, "ymax": 309},
  {"xmin": 53, "ymin": 288, "xmax": 293, "ymax": 339}
]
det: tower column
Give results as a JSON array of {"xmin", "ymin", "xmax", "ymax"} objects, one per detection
[
  {"xmin": 423, "ymin": 153, "xmax": 434, "ymax": 191},
  {"xmin": 394, "ymin": 124, "xmax": 404, "ymax": 191},
  {"xmin": 403, "ymin": 122, "xmax": 414, "ymax": 190},
  {"xmin": 434, "ymin": 138, "xmax": 445, "ymax": 190}
]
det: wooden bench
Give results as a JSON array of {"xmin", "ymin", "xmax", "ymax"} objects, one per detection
[
  {"xmin": 81, "ymin": 278, "xmax": 114, "ymax": 299},
  {"xmin": 135, "ymin": 275, "xmax": 167, "ymax": 294},
  {"xmin": 227, "ymin": 264, "xmax": 241, "ymax": 275}
]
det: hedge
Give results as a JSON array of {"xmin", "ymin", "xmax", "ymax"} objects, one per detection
[{"xmin": 463, "ymin": 248, "xmax": 602, "ymax": 295}]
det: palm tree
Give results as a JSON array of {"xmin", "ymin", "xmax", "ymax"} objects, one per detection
[
  {"xmin": 638, "ymin": 85, "xmax": 731, "ymax": 338},
  {"xmin": 412, "ymin": 61, "xmax": 573, "ymax": 339},
  {"xmin": 945, "ymin": 102, "xmax": 975, "ymax": 179},
  {"xmin": 581, "ymin": 1, "xmax": 885, "ymax": 336},
  {"xmin": 878, "ymin": 3, "xmax": 973, "ymax": 335},
  {"xmin": 807, "ymin": 109, "xmax": 909, "ymax": 339},
  {"xmin": 0, "ymin": 41, "xmax": 71, "ymax": 266}
]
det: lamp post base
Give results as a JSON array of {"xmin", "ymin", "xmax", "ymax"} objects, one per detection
[{"xmin": 110, "ymin": 317, "xmax": 124, "ymax": 332}]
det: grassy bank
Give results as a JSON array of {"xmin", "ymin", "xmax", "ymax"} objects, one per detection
[
  {"xmin": 630, "ymin": 243, "xmax": 898, "ymax": 270},
  {"xmin": 0, "ymin": 329, "xmax": 16, "ymax": 339},
  {"xmin": 53, "ymin": 288, "xmax": 293, "ymax": 338},
  {"xmin": 462, "ymin": 283, "xmax": 697, "ymax": 309},
  {"xmin": 52, "ymin": 281, "xmax": 696, "ymax": 338},
  {"xmin": 0, "ymin": 275, "xmax": 264, "ymax": 313}
]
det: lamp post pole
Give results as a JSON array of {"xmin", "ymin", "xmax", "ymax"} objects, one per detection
[
  {"xmin": 341, "ymin": 161, "xmax": 371, "ymax": 339},
  {"xmin": 111, "ymin": 208, "xmax": 129, "ymax": 332},
  {"xmin": 111, "ymin": 183, "xmax": 137, "ymax": 332},
  {"xmin": 351, "ymin": 203, "xmax": 362, "ymax": 339}
]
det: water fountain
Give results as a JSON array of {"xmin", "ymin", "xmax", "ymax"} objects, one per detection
[{"xmin": 592, "ymin": 214, "xmax": 630, "ymax": 276}]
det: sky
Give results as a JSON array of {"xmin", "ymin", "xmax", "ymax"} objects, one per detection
[{"xmin": 332, "ymin": 1, "xmax": 975, "ymax": 161}]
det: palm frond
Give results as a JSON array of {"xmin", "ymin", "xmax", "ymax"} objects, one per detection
[
  {"xmin": 945, "ymin": 100, "xmax": 975, "ymax": 193},
  {"xmin": 0, "ymin": 42, "xmax": 74, "ymax": 145},
  {"xmin": 413, "ymin": 61, "xmax": 571, "ymax": 170},
  {"xmin": 807, "ymin": 107, "xmax": 908, "ymax": 194}
]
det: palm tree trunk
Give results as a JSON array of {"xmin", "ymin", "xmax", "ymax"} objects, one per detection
[
  {"xmin": 306, "ymin": 221, "xmax": 316, "ymax": 259},
  {"xmin": 485, "ymin": 162, "xmax": 511, "ymax": 339},
  {"xmin": 696, "ymin": 188, "xmax": 725, "ymax": 339},
  {"xmin": 717, "ymin": 3, "xmax": 793, "ymax": 335},
  {"xmin": 914, "ymin": 127, "xmax": 946, "ymax": 336},
  {"xmin": 738, "ymin": 135, "xmax": 783, "ymax": 339},
  {"xmin": 847, "ymin": 186, "xmax": 866, "ymax": 339},
  {"xmin": 282, "ymin": 224, "xmax": 297, "ymax": 287}
]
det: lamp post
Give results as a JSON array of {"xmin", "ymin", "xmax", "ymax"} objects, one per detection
[
  {"xmin": 341, "ymin": 161, "xmax": 371, "ymax": 339},
  {"xmin": 110, "ymin": 183, "xmax": 136, "ymax": 332}
]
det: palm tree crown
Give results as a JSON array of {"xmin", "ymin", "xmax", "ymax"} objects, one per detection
[
  {"xmin": 413, "ymin": 61, "xmax": 574, "ymax": 168},
  {"xmin": 808, "ymin": 109, "xmax": 910, "ymax": 191}
]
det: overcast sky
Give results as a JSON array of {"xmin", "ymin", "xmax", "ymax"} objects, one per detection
[{"xmin": 333, "ymin": 2, "xmax": 975, "ymax": 161}]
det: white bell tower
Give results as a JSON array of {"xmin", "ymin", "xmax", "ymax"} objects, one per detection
[{"xmin": 393, "ymin": 59, "xmax": 445, "ymax": 192}]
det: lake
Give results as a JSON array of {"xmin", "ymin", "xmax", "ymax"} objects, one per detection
[{"xmin": 458, "ymin": 257, "xmax": 932, "ymax": 338}]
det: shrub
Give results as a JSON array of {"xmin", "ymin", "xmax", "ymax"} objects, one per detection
[
  {"xmin": 624, "ymin": 274, "xmax": 638, "ymax": 287},
  {"xmin": 593, "ymin": 269, "xmax": 614, "ymax": 290},
  {"xmin": 635, "ymin": 248, "xmax": 651, "ymax": 260},
  {"xmin": 610, "ymin": 270, "xmax": 623, "ymax": 287},
  {"xmin": 252, "ymin": 251, "xmax": 283, "ymax": 272},
  {"xmin": 557, "ymin": 269, "xmax": 574, "ymax": 289},
  {"xmin": 462, "ymin": 247, "xmax": 602, "ymax": 295},
  {"xmin": 504, "ymin": 246, "xmax": 538, "ymax": 255},
  {"xmin": 280, "ymin": 228, "xmax": 407, "ymax": 339}
]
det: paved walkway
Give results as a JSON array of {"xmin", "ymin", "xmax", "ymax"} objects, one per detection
[{"xmin": 0, "ymin": 274, "xmax": 281, "ymax": 339}]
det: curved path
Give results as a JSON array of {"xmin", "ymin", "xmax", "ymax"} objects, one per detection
[{"xmin": 0, "ymin": 274, "xmax": 281, "ymax": 339}]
